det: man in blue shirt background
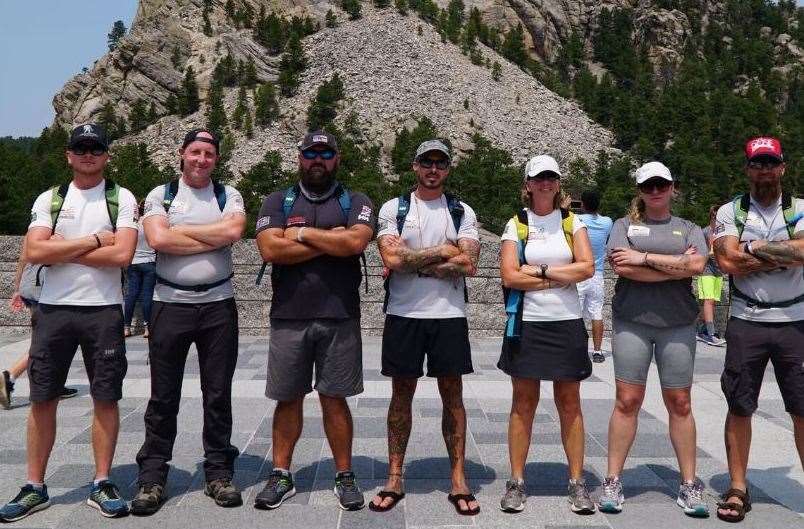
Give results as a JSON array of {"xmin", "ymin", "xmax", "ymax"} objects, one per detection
[{"xmin": 577, "ymin": 190, "xmax": 613, "ymax": 363}]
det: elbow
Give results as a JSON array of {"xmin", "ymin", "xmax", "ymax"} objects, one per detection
[
  {"xmin": 500, "ymin": 273, "xmax": 515, "ymax": 289},
  {"xmin": 581, "ymin": 261, "xmax": 595, "ymax": 280},
  {"xmin": 225, "ymin": 224, "xmax": 245, "ymax": 243},
  {"xmin": 147, "ymin": 232, "xmax": 169, "ymax": 253}
]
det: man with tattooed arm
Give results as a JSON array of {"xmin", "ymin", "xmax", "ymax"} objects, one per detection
[
  {"xmin": 370, "ymin": 140, "xmax": 481, "ymax": 515},
  {"xmin": 712, "ymin": 137, "xmax": 804, "ymax": 523}
]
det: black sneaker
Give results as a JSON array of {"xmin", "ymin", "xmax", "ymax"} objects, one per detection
[
  {"xmin": 592, "ymin": 352, "xmax": 605, "ymax": 363},
  {"xmin": 254, "ymin": 470, "xmax": 296, "ymax": 510},
  {"xmin": 204, "ymin": 478, "xmax": 242, "ymax": 508},
  {"xmin": 0, "ymin": 370, "xmax": 13, "ymax": 410},
  {"xmin": 334, "ymin": 471, "xmax": 365, "ymax": 511},
  {"xmin": 0, "ymin": 485, "xmax": 50, "ymax": 522},
  {"xmin": 130, "ymin": 483, "xmax": 165, "ymax": 516},
  {"xmin": 60, "ymin": 386, "xmax": 79, "ymax": 399}
]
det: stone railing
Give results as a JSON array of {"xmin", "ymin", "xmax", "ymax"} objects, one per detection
[{"xmin": 0, "ymin": 235, "xmax": 730, "ymax": 336}]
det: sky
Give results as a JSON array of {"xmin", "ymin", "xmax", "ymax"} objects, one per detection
[
  {"xmin": 0, "ymin": 1, "xmax": 138, "ymax": 138},
  {"xmin": 0, "ymin": 1, "xmax": 802, "ymax": 137}
]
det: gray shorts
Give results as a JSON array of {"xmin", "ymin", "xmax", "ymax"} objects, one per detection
[
  {"xmin": 612, "ymin": 318, "xmax": 696, "ymax": 389},
  {"xmin": 265, "ymin": 318, "xmax": 363, "ymax": 401}
]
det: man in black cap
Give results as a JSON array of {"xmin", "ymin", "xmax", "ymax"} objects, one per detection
[
  {"xmin": 253, "ymin": 130, "xmax": 375, "ymax": 511},
  {"xmin": 0, "ymin": 124, "xmax": 138, "ymax": 522},
  {"xmin": 130, "ymin": 129, "xmax": 247, "ymax": 515}
]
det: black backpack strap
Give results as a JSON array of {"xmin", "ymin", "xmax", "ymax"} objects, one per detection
[
  {"xmin": 444, "ymin": 192, "xmax": 465, "ymax": 233},
  {"xmin": 396, "ymin": 191, "xmax": 412, "ymax": 234},
  {"xmin": 163, "ymin": 179, "xmax": 180, "ymax": 212},
  {"xmin": 212, "ymin": 179, "xmax": 227, "ymax": 211}
]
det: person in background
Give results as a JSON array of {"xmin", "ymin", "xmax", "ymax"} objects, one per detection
[
  {"xmin": 695, "ymin": 205, "xmax": 726, "ymax": 346},
  {"xmin": 577, "ymin": 189, "xmax": 613, "ymax": 362},
  {"xmin": 123, "ymin": 201, "xmax": 157, "ymax": 338}
]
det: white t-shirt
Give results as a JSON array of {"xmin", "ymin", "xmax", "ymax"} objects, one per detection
[
  {"xmin": 132, "ymin": 219, "xmax": 156, "ymax": 265},
  {"xmin": 377, "ymin": 194, "xmax": 479, "ymax": 319},
  {"xmin": 143, "ymin": 179, "xmax": 245, "ymax": 303},
  {"xmin": 28, "ymin": 180, "xmax": 138, "ymax": 306},
  {"xmin": 501, "ymin": 209, "xmax": 586, "ymax": 322},
  {"xmin": 714, "ymin": 195, "xmax": 804, "ymax": 322}
]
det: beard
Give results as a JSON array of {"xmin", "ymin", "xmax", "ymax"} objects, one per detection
[
  {"xmin": 300, "ymin": 164, "xmax": 336, "ymax": 193},
  {"xmin": 752, "ymin": 179, "xmax": 782, "ymax": 203}
]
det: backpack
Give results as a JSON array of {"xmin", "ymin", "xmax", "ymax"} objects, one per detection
[
  {"xmin": 36, "ymin": 179, "xmax": 121, "ymax": 287},
  {"xmin": 381, "ymin": 190, "xmax": 467, "ymax": 313},
  {"xmin": 729, "ymin": 192, "xmax": 804, "ymax": 309},
  {"xmin": 255, "ymin": 183, "xmax": 369, "ymax": 291},
  {"xmin": 501, "ymin": 208, "xmax": 575, "ymax": 354}
]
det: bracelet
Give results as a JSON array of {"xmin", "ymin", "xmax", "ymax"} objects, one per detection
[
  {"xmin": 297, "ymin": 226, "xmax": 306, "ymax": 242},
  {"xmin": 93, "ymin": 234, "xmax": 101, "ymax": 248}
]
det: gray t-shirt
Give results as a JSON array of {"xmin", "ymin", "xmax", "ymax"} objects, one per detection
[
  {"xmin": 132, "ymin": 219, "xmax": 156, "ymax": 265},
  {"xmin": 713, "ymin": 195, "xmax": 804, "ymax": 322},
  {"xmin": 18, "ymin": 263, "xmax": 42, "ymax": 302},
  {"xmin": 607, "ymin": 216, "xmax": 708, "ymax": 327},
  {"xmin": 142, "ymin": 179, "xmax": 246, "ymax": 303},
  {"xmin": 701, "ymin": 226, "xmax": 722, "ymax": 277}
]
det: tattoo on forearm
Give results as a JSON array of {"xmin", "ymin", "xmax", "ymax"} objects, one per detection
[
  {"xmin": 458, "ymin": 239, "xmax": 480, "ymax": 274},
  {"xmin": 713, "ymin": 236, "xmax": 779, "ymax": 273},
  {"xmin": 752, "ymin": 242, "xmax": 804, "ymax": 265},
  {"xmin": 421, "ymin": 261, "xmax": 471, "ymax": 279},
  {"xmin": 645, "ymin": 254, "xmax": 691, "ymax": 272},
  {"xmin": 396, "ymin": 246, "xmax": 446, "ymax": 272}
]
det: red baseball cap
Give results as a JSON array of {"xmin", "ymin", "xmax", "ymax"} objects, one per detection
[{"xmin": 744, "ymin": 137, "xmax": 783, "ymax": 161}]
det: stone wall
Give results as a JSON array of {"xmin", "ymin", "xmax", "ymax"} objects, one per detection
[{"xmin": 0, "ymin": 235, "xmax": 730, "ymax": 336}]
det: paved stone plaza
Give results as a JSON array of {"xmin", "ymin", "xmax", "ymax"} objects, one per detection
[{"xmin": 0, "ymin": 334, "xmax": 801, "ymax": 529}]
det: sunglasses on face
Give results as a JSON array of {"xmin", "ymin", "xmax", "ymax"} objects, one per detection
[
  {"xmin": 527, "ymin": 173, "xmax": 560, "ymax": 182},
  {"xmin": 638, "ymin": 179, "xmax": 673, "ymax": 193},
  {"xmin": 71, "ymin": 144, "xmax": 107, "ymax": 156},
  {"xmin": 747, "ymin": 159, "xmax": 782, "ymax": 170},
  {"xmin": 417, "ymin": 158, "xmax": 450, "ymax": 170},
  {"xmin": 301, "ymin": 149, "xmax": 336, "ymax": 160}
]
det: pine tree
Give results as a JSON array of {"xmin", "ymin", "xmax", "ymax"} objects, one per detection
[
  {"xmin": 232, "ymin": 86, "xmax": 249, "ymax": 130},
  {"xmin": 178, "ymin": 66, "xmax": 200, "ymax": 116},
  {"xmin": 242, "ymin": 56, "xmax": 259, "ymax": 86},
  {"xmin": 342, "ymin": 0, "xmax": 362, "ymax": 20},
  {"xmin": 374, "ymin": 0, "xmax": 390, "ymax": 8},
  {"xmin": 165, "ymin": 93, "xmax": 178, "ymax": 115},
  {"xmin": 307, "ymin": 73, "xmax": 345, "ymax": 130},
  {"xmin": 254, "ymin": 83, "xmax": 279, "ymax": 127},
  {"xmin": 244, "ymin": 111, "xmax": 254, "ymax": 138},
  {"xmin": 277, "ymin": 33, "xmax": 307, "ymax": 97},
  {"xmin": 205, "ymin": 82, "xmax": 228, "ymax": 137},
  {"xmin": 171, "ymin": 46, "xmax": 182, "ymax": 69},
  {"xmin": 325, "ymin": 9, "xmax": 339, "ymax": 28},
  {"xmin": 202, "ymin": 0, "xmax": 214, "ymax": 36},
  {"xmin": 225, "ymin": 0, "xmax": 236, "ymax": 22},
  {"xmin": 491, "ymin": 61, "xmax": 502, "ymax": 81},
  {"xmin": 128, "ymin": 99, "xmax": 150, "ymax": 133},
  {"xmin": 395, "ymin": 0, "xmax": 408, "ymax": 15},
  {"xmin": 107, "ymin": 20, "xmax": 127, "ymax": 51},
  {"xmin": 98, "ymin": 102, "xmax": 120, "ymax": 140},
  {"xmin": 148, "ymin": 101, "xmax": 159, "ymax": 123},
  {"xmin": 501, "ymin": 24, "xmax": 528, "ymax": 68},
  {"xmin": 445, "ymin": 0, "xmax": 464, "ymax": 44}
]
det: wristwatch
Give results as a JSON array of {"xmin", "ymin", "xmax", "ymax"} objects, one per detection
[
  {"xmin": 744, "ymin": 241, "xmax": 754, "ymax": 255},
  {"xmin": 540, "ymin": 264, "xmax": 548, "ymax": 278}
]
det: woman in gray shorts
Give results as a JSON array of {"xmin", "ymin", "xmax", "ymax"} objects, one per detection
[{"xmin": 599, "ymin": 162, "xmax": 709, "ymax": 517}]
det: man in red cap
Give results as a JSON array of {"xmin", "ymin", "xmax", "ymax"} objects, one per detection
[{"xmin": 712, "ymin": 137, "xmax": 804, "ymax": 523}]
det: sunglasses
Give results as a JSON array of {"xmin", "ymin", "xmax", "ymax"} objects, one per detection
[
  {"xmin": 747, "ymin": 159, "xmax": 782, "ymax": 170},
  {"xmin": 417, "ymin": 158, "xmax": 450, "ymax": 170},
  {"xmin": 301, "ymin": 149, "xmax": 336, "ymax": 160},
  {"xmin": 527, "ymin": 173, "xmax": 560, "ymax": 182},
  {"xmin": 71, "ymin": 144, "xmax": 107, "ymax": 156},
  {"xmin": 638, "ymin": 179, "xmax": 673, "ymax": 193}
]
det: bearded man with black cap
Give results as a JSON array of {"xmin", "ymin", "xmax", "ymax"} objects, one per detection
[
  {"xmin": 0, "ymin": 123, "xmax": 138, "ymax": 522},
  {"xmin": 130, "ymin": 129, "xmax": 247, "ymax": 515},
  {"xmin": 253, "ymin": 130, "xmax": 375, "ymax": 512}
]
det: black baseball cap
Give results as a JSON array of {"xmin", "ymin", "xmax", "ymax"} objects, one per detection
[
  {"xmin": 181, "ymin": 128, "xmax": 220, "ymax": 152},
  {"xmin": 68, "ymin": 123, "xmax": 109, "ymax": 150},
  {"xmin": 298, "ymin": 130, "xmax": 338, "ymax": 152}
]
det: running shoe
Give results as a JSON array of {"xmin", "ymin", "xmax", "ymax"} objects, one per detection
[
  {"xmin": 60, "ymin": 386, "xmax": 78, "ymax": 399},
  {"xmin": 87, "ymin": 480, "xmax": 129, "ymax": 518},
  {"xmin": 333, "ymin": 470, "xmax": 364, "ymax": 511},
  {"xmin": 598, "ymin": 476, "xmax": 624, "ymax": 513},
  {"xmin": 205, "ymin": 478, "xmax": 242, "ymax": 507},
  {"xmin": 696, "ymin": 332, "xmax": 726, "ymax": 347},
  {"xmin": 677, "ymin": 479, "xmax": 709, "ymax": 517},
  {"xmin": 254, "ymin": 469, "xmax": 296, "ymax": 510},
  {"xmin": 0, "ymin": 370, "xmax": 13, "ymax": 410},
  {"xmin": 568, "ymin": 479, "xmax": 595, "ymax": 514},
  {"xmin": 499, "ymin": 479, "xmax": 526, "ymax": 512},
  {"xmin": 592, "ymin": 352, "xmax": 605, "ymax": 363},
  {"xmin": 0, "ymin": 485, "xmax": 50, "ymax": 522}
]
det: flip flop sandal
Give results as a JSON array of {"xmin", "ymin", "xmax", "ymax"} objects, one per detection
[
  {"xmin": 368, "ymin": 491, "xmax": 405, "ymax": 512},
  {"xmin": 448, "ymin": 493, "xmax": 480, "ymax": 516},
  {"xmin": 716, "ymin": 488, "xmax": 751, "ymax": 523}
]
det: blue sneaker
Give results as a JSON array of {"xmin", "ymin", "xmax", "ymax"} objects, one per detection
[
  {"xmin": 0, "ymin": 484, "xmax": 50, "ymax": 522},
  {"xmin": 87, "ymin": 480, "xmax": 129, "ymax": 518}
]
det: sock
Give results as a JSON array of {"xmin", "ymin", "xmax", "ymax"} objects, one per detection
[
  {"xmin": 594, "ymin": 349, "xmax": 603, "ymax": 355},
  {"xmin": 9, "ymin": 372, "xmax": 17, "ymax": 383},
  {"xmin": 94, "ymin": 477, "xmax": 109, "ymax": 486},
  {"xmin": 705, "ymin": 322, "xmax": 716, "ymax": 336},
  {"xmin": 274, "ymin": 467, "xmax": 291, "ymax": 476},
  {"xmin": 27, "ymin": 481, "xmax": 44, "ymax": 491}
]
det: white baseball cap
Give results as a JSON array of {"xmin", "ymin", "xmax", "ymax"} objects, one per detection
[
  {"xmin": 634, "ymin": 161, "xmax": 673, "ymax": 184},
  {"xmin": 524, "ymin": 155, "xmax": 561, "ymax": 180}
]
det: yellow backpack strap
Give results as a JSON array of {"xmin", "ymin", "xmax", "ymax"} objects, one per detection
[
  {"xmin": 513, "ymin": 213, "xmax": 528, "ymax": 241},
  {"xmin": 560, "ymin": 208, "xmax": 574, "ymax": 258}
]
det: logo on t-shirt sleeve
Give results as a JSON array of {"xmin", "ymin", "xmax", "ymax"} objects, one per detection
[
  {"xmin": 256, "ymin": 216, "xmax": 270, "ymax": 230},
  {"xmin": 357, "ymin": 205, "xmax": 372, "ymax": 222}
]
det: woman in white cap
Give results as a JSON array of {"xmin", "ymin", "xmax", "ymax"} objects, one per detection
[
  {"xmin": 599, "ymin": 161, "xmax": 709, "ymax": 517},
  {"xmin": 498, "ymin": 155, "xmax": 596, "ymax": 514}
]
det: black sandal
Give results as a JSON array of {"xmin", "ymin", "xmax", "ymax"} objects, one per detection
[
  {"xmin": 716, "ymin": 487, "xmax": 751, "ymax": 523},
  {"xmin": 447, "ymin": 493, "xmax": 480, "ymax": 516},
  {"xmin": 369, "ymin": 491, "xmax": 405, "ymax": 512}
]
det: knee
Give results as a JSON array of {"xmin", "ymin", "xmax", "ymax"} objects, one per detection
[
  {"xmin": 511, "ymin": 394, "xmax": 538, "ymax": 417},
  {"xmin": 615, "ymin": 395, "xmax": 643, "ymax": 417},
  {"xmin": 665, "ymin": 394, "xmax": 692, "ymax": 418},
  {"xmin": 555, "ymin": 394, "xmax": 582, "ymax": 418}
]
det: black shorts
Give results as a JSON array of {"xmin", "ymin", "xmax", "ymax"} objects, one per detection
[
  {"xmin": 381, "ymin": 315, "xmax": 473, "ymax": 378},
  {"xmin": 28, "ymin": 304, "xmax": 127, "ymax": 402},
  {"xmin": 721, "ymin": 317, "xmax": 804, "ymax": 417},
  {"xmin": 498, "ymin": 319, "xmax": 591, "ymax": 382}
]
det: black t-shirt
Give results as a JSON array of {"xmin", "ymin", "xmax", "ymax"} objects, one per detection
[{"xmin": 256, "ymin": 185, "xmax": 375, "ymax": 319}]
